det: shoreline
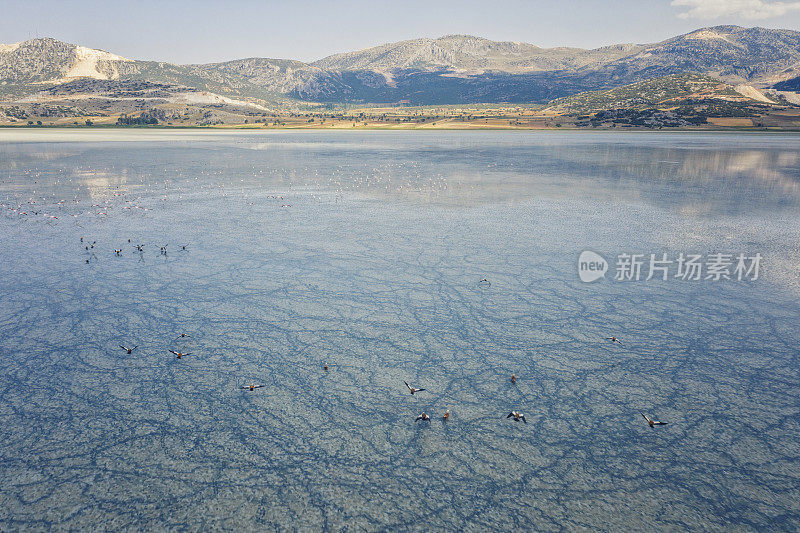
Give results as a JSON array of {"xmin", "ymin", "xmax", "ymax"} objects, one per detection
[{"xmin": 1, "ymin": 124, "xmax": 799, "ymax": 133}]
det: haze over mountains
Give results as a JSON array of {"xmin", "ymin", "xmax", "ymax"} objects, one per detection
[{"xmin": 1, "ymin": 25, "xmax": 799, "ymax": 109}]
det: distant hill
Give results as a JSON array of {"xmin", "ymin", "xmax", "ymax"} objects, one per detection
[
  {"xmin": 0, "ymin": 37, "xmax": 130, "ymax": 83},
  {"xmin": 298, "ymin": 26, "xmax": 800, "ymax": 104},
  {"xmin": 206, "ymin": 26, "xmax": 800, "ymax": 105},
  {"xmin": 311, "ymin": 35, "xmax": 644, "ymax": 73},
  {"xmin": 774, "ymin": 75, "xmax": 800, "ymax": 91},
  {"xmin": 2, "ymin": 26, "xmax": 800, "ymax": 110},
  {"xmin": 543, "ymin": 73, "xmax": 745, "ymax": 114},
  {"xmin": 308, "ymin": 27, "xmax": 800, "ymax": 84},
  {"xmin": 0, "ymin": 37, "xmax": 292, "ymax": 105}
]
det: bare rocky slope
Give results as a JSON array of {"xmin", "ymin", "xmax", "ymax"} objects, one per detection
[{"xmin": 2, "ymin": 26, "xmax": 799, "ymax": 106}]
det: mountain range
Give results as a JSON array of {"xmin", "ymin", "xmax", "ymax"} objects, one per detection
[{"xmin": 1, "ymin": 26, "xmax": 799, "ymax": 118}]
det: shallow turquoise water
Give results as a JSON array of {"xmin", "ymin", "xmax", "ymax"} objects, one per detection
[{"xmin": 1, "ymin": 130, "xmax": 799, "ymax": 530}]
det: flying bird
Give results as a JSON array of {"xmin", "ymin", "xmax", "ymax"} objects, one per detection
[
  {"xmin": 415, "ymin": 412, "xmax": 430, "ymax": 422},
  {"xmin": 404, "ymin": 381, "xmax": 426, "ymax": 395},
  {"xmin": 507, "ymin": 411, "xmax": 527, "ymax": 423},
  {"xmin": 240, "ymin": 384, "xmax": 265, "ymax": 391},
  {"xmin": 119, "ymin": 345, "xmax": 137, "ymax": 354},
  {"xmin": 641, "ymin": 413, "xmax": 667, "ymax": 427},
  {"xmin": 168, "ymin": 349, "xmax": 192, "ymax": 359},
  {"xmin": 606, "ymin": 336, "xmax": 623, "ymax": 345}
]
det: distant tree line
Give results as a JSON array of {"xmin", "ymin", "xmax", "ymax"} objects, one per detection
[{"xmin": 117, "ymin": 109, "xmax": 166, "ymax": 126}]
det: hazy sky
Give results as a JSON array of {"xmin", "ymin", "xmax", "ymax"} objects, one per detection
[{"xmin": 2, "ymin": 0, "xmax": 800, "ymax": 64}]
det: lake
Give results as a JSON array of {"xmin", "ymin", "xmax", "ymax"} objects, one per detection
[{"xmin": 1, "ymin": 129, "xmax": 799, "ymax": 531}]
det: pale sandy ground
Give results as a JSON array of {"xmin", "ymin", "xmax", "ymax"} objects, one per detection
[{"xmin": 706, "ymin": 117, "xmax": 755, "ymax": 127}]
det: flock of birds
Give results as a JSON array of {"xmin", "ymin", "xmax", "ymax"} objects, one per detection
[
  {"xmin": 91, "ymin": 232, "xmax": 666, "ymax": 429},
  {"xmin": 81, "ymin": 236, "xmax": 189, "ymax": 264},
  {"xmin": 222, "ymin": 302, "xmax": 665, "ymax": 428},
  {"xmin": 396, "ymin": 349, "xmax": 665, "ymax": 427}
]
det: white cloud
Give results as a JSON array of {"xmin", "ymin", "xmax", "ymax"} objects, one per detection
[{"xmin": 671, "ymin": 0, "xmax": 800, "ymax": 19}]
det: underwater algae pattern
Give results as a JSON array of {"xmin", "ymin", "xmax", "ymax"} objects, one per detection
[{"xmin": 0, "ymin": 130, "xmax": 799, "ymax": 531}]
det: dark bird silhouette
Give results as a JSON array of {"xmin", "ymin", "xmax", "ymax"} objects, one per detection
[
  {"xmin": 511, "ymin": 374, "xmax": 516, "ymax": 384},
  {"xmin": 641, "ymin": 413, "xmax": 667, "ymax": 427},
  {"xmin": 507, "ymin": 411, "xmax": 527, "ymax": 423},
  {"xmin": 404, "ymin": 381, "xmax": 426, "ymax": 395},
  {"xmin": 119, "ymin": 345, "xmax": 137, "ymax": 354}
]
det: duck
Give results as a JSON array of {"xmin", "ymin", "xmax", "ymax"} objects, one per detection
[
  {"xmin": 506, "ymin": 411, "xmax": 527, "ymax": 423},
  {"xmin": 119, "ymin": 345, "xmax": 137, "ymax": 354},
  {"xmin": 511, "ymin": 374, "xmax": 516, "ymax": 384},
  {"xmin": 443, "ymin": 409, "xmax": 450, "ymax": 420}
]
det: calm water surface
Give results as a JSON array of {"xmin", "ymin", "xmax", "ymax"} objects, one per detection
[{"xmin": 1, "ymin": 129, "xmax": 799, "ymax": 531}]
